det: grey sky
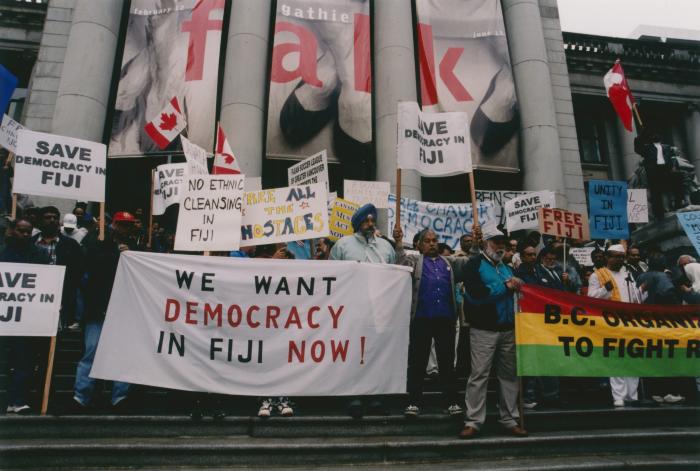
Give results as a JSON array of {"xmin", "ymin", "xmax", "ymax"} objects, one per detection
[{"xmin": 557, "ymin": 0, "xmax": 700, "ymax": 38}]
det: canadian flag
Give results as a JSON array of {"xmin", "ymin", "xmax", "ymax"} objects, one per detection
[
  {"xmin": 212, "ymin": 124, "xmax": 241, "ymax": 174},
  {"xmin": 144, "ymin": 97, "xmax": 187, "ymax": 149},
  {"xmin": 603, "ymin": 61, "xmax": 635, "ymax": 132}
]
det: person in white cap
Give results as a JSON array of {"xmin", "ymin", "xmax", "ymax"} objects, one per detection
[
  {"xmin": 587, "ymin": 244, "xmax": 644, "ymax": 407},
  {"xmin": 61, "ymin": 213, "xmax": 88, "ymax": 244},
  {"xmin": 458, "ymin": 223, "xmax": 527, "ymax": 439}
]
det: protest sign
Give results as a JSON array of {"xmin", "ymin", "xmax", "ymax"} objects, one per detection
[
  {"xmin": 0, "ymin": 263, "xmax": 65, "ymax": 337},
  {"xmin": 0, "ymin": 114, "xmax": 23, "ymax": 153},
  {"xmin": 588, "ymin": 180, "xmax": 629, "ymax": 239},
  {"xmin": 13, "ymin": 130, "xmax": 106, "ymax": 202},
  {"xmin": 475, "ymin": 190, "xmax": 527, "ymax": 225},
  {"xmin": 344, "ymin": 180, "xmax": 390, "ymax": 209},
  {"xmin": 153, "ymin": 163, "xmax": 188, "ymax": 216},
  {"xmin": 677, "ymin": 211, "xmax": 700, "ymax": 256},
  {"xmin": 91, "ymin": 251, "xmax": 412, "ymax": 396},
  {"xmin": 539, "ymin": 207, "xmax": 590, "ymax": 240},
  {"xmin": 627, "ymin": 189, "xmax": 649, "ymax": 223},
  {"xmin": 516, "ymin": 285, "xmax": 700, "ymax": 377},
  {"xmin": 504, "ymin": 191, "xmax": 555, "ymax": 232},
  {"xmin": 241, "ymin": 183, "xmax": 329, "ymax": 247},
  {"xmin": 181, "ymin": 135, "xmax": 209, "ymax": 175},
  {"xmin": 387, "ymin": 194, "xmax": 495, "ymax": 250},
  {"xmin": 329, "ymin": 198, "xmax": 359, "ymax": 242},
  {"xmin": 397, "ymin": 101, "xmax": 471, "ymax": 177},
  {"xmin": 569, "ymin": 247, "xmax": 595, "ymax": 267},
  {"xmin": 174, "ymin": 174, "xmax": 245, "ymax": 251},
  {"xmin": 287, "ymin": 150, "xmax": 329, "ymax": 193}
]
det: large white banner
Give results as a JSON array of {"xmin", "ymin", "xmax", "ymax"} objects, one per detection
[
  {"xmin": 287, "ymin": 150, "xmax": 329, "ymax": 192},
  {"xmin": 241, "ymin": 183, "xmax": 329, "ymax": 247},
  {"xmin": 0, "ymin": 263, "xmax": 65, "ymax": 337},
  {"xmin": 0, "ymin": 114, "xmax": 23, "ymax": 153},
  {"xmin": 91, "ymin": 252, "xmax": 412, "ymax": 396},
  {"xmin": 504, "ymin": 190, "xmax": 555, "ymax": 232},
  {"xmin": 13, "ymin": 130, "xmax": 106, "ymax": 202},
  {"xmin": 475, "ymin": 189, "xmax": 527, "ymax": 225},
  {"xmin": 153, "ymin": 163, "xmax": 188, "ymax": 216},
  {"xmin": 174, "ymin": 174, "xmax": 245, "ymax": 251},
  {"xmin": 397, "ymin": 101, "xmax": 471, "ymax": 177},
  {"xmin": 387, "ymin": 194, "xmax": 495, "ymax": 250}
]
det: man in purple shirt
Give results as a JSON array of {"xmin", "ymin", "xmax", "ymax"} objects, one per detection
[{"xmin": 394, "ymin": 226, "xmax": 473, "ymax": 417}]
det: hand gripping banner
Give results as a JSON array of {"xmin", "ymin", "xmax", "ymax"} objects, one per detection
[
  {"xmin": 516, "ymin": 285, "xmax": 700, "ymax": 377},
  {"xmin": 91, "ymin": 252, "xmax": 412, "ymax": 396}
]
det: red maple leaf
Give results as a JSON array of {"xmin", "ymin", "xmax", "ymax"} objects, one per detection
[
  {"xmin": 224, "ymin": 153, "xmax": 234, "ymax": 165},
  {"xmin": 159, "ymin": 112, "xmax": 178, "ymax": 131}
]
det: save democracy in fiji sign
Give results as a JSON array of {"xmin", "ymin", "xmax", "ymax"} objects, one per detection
[
  {"xmin": 516, "ymin": 285, "xmax": 700, "ymax": 377},
  {"xmin": 90, "ymin": 251, "xmax": 413, "ymax": 396}
]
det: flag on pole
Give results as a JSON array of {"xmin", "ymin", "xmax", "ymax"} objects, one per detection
[
  {"xmin": 144, "ymin": 97, "xmax": 186, "ymax": 149},
  {"xmin": 212, "ymin": 123, "xmax": 241, "ymax": 175},
  {"xmin": 603, "ymin": 61, "xmax": 635, "ymax": 132},
  {"xmin": 0, "ymin": 65, "xmax": 18, "ymax": 115}
]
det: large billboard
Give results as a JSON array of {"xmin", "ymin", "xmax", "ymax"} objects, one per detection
[
  {"xmin": 416, "ymin": 0, "xmax": 520, "ymax": 172},
  {"xmin": 266, "ymin": 0, "xmax": 373, "ymax": 179},
  {"xmin": 109, "ymin": 0, "xmax": 225, "ymax": 158}
]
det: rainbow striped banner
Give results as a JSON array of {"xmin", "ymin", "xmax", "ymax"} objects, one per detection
[{"xmin": 516, "ymin": 285, "xmax": 700, "ymax": 377}]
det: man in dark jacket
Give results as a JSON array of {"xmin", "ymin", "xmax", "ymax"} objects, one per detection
[
  {"xmin": 634, "ymin": 130, "xmax": 682, "ymax": 219},
  {"xmin": 33, "ymin": 206, "xmax": 84, "ymax": 330},
  {"xmin": 458, "ymin": 225, "xmax": 527, "ymax": 439},
  {"xmin": 73, "ymin": 211, "xmax": 136, "ymax": 410},
  {"xmin": 1, "ymin": 218, "xmax": 50, "ymax": 414},
  {"xmin": 513, "ymin": 243, "xmax": 538, "ymax": 284}
]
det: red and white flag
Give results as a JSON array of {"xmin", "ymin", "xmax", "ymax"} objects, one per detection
[
  {"xmin": 144, "ymin": 97, "xmax": 187, "ymax": 149},
  {"xmin": 212, "ymin": 124, "xmax": 241, "ymax": 175},
  {"xmin": 603, "ymin": 61, "xmax": 635, "ymax": 132}
]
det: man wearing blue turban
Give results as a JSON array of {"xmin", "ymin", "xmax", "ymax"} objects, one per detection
[{"xmin": 330, "ymin": 203, "xmax": 396, "ymax": 264}]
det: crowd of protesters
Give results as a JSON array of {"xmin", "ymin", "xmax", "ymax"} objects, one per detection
[{"xmin": 2, "ymin": 201, "xmax": 700, "ymax": 439}]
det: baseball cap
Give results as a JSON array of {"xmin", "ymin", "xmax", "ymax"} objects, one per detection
[{"xmin": 62, "ymin": 213, "xmax": 78, "ymax": 229}]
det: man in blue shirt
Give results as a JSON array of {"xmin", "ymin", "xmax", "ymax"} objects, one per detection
[{"xmin": 395, "ymin": 227, "xmax": 471, "ymax": 417}]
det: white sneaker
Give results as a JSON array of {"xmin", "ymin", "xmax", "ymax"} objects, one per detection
[
  {"xmin": 663, "ymin": 394, "xmax": 685, "ymax": 404},
  {"xmin": 404, "ymin": 405, "xmax": 420, "ymax": 417},
  {"xmin": 277, "ymin": 399, "xmax": 294, "ymax": 417},
  {"xmin": 257, "ymin": 399, "xmax": 272, "ymax": 418},
  {"xmin": 6, "ymin": 405, "xmax": 17, "ymax": 413},
  {"xmin": 523, "ymin": 401, "xmax": 538, "ymax": 410},
  {"xmin": 651, "ymin": 395, "xmax": 665, "ymax": 404},
  {"xmin": 14, "ymin": 404, "xmax": 30, "ymax": 414},
  {"xmin": 67, "ymin": 322, "xmax": 81, "ymax": 331},
  {"xmin": 447, "ymin": 404, "xmax": 463, "ymax": 416},
  {"xmin": 613, "ymin": 400, "xmax": 625, "ymax": 407}
]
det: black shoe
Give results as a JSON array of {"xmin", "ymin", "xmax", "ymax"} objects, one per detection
[
  {"xmin": 367, "ymin": 399, "xmax": 388, "ymax": 416},
  {"xmin": 348, "ymin": 399, "xmax": 364, "ymax": 419},
  {"xmin": 190, "ymin": 399, "xmax": 203, "ymax": 421}
]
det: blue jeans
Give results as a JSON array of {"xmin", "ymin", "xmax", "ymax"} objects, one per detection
[{"xmin": 74, "ymin": 321, "xmax": 130, "ymax": 406}]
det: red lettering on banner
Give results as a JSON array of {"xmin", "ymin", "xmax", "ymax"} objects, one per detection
[
  {"xmin": 266, "ymin": 305, "xmax": 281, "ymax": 328},
  {"xmin": 247, "ymin": 305, "xmax": 260, "ymax": 328},
  {"xmin": 439, "ymin": 48, "xmax": 473, "ymax": 102},
  {"xmin": 353, "ymin": 13, "xmax": 371, "ymax": 93},
  {"xmin": 289, "ymin": 340, "xmax": 305, "ymax": 363},
  {"xmin": 331, "ymin": 339, "xmax": 349, "ymax": 362},
  {"xmin": 285, "ymin": 306, "xmax": 302, "ymax": 329},
  {"xmin": 204, "ymin": 303, "xmax": 222, "ymax": 327},
  {"xmin": 418, "ymin": 23, "xmax": 473, "ymax": 106},
  {"xmin": 311, "ymin": 340, "xmax": 325, "ymax": 362},
  {"xmin": 181, "ymin": 0, "xmax": 224, "ymax": 82},
  {"xmin": 307, "ymin": 306, "xmax": 320, "ymax": 328},
  {"xmin": 165, "ymin": 298, "xmax": 180, "ymax": 321},
  {"xmin": 185, "ymin": 302, "xmax": 199, "ymax": 324},
  {"xmin": 329, "ymin": 305, "xmax": 344, "ymax": 328},
  {"xmin": 271, "ymin": 22, "xmax": 323, "ymax": 87},
  {"xmin": 227, "ymin": 305, "xmax": 242, "ymax": 327}
]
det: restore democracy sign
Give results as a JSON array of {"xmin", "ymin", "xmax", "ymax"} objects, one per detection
[
  {"xmin": 516, "ymin": 285, "xmax": 700, "ymax": 377},
  {"xmin": 91, "ymin": 252, "xmax": 412, "ymax": 396}
]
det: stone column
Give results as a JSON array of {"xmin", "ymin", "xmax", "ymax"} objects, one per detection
[
  {"xmin": 219, "ymin": 0, "xmax": 272, "ymax": 178},
  {"xmin": 502, "ymin": 0, "xmax": 566, "ymax": 205},
  {"xmin": 685, "ymin": 103, "xmax": 700, "ymax": 181},
  {"xmin": 616, "ymin": 119, "xmax": 639, "ymax": 181},
  {"xmin": 52, "ymin": 0, "xmax": 124, "ymax": 141},
  {"xmin": 374, "ymin": 0, "xmax": 421, "ymax": 201}
]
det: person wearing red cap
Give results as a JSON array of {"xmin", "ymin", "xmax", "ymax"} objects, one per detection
[{"xmin": 72, "ymin": 211, "xmax": 138, "ymax": 412}]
